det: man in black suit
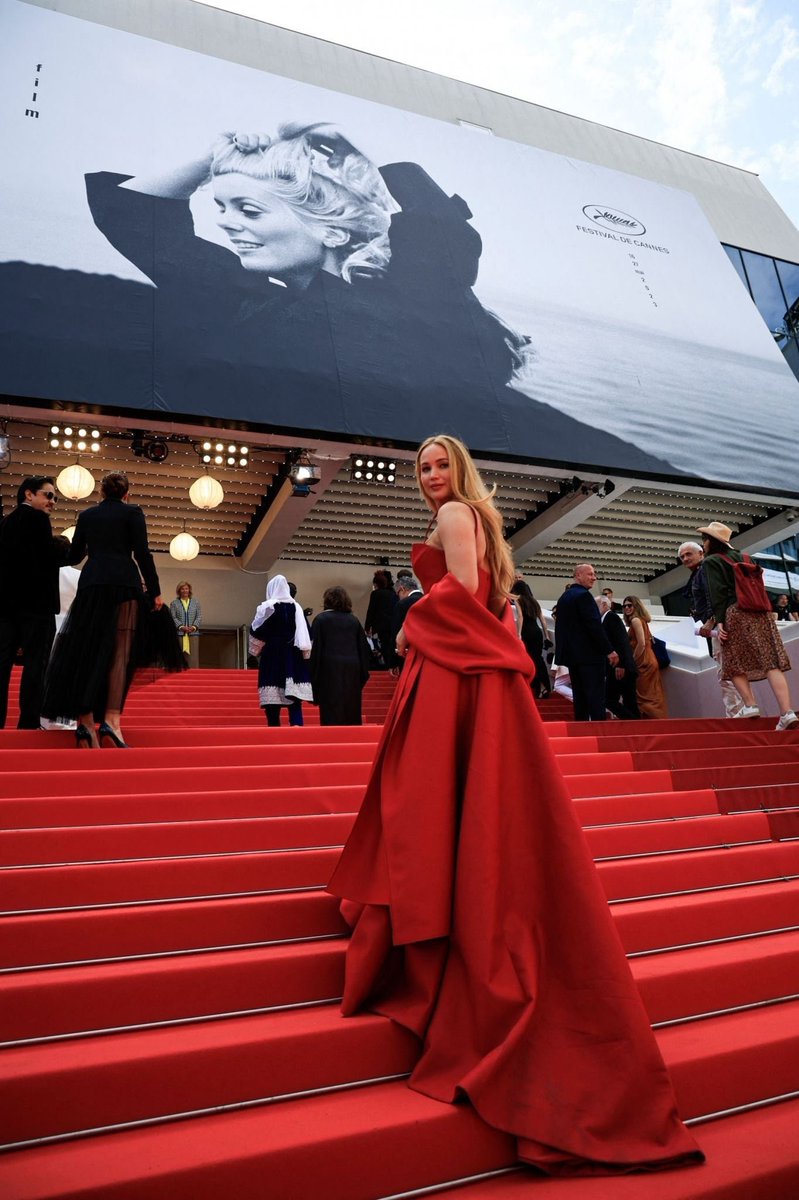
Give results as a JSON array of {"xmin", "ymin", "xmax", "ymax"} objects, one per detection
[
  {"xmin": 0, "ymin": 476, "xmax": 71, "ymax": 728},
  {"xmin": 597, "ymin": 595, "xmax": 640, "ymax": 719},
  {"xmin": 554, "ymin": 564, "xmax": 618, "ymax": 721},
  {"xmin": 390, "ymin": 574, "xmax": 423, "ymax": 671}
]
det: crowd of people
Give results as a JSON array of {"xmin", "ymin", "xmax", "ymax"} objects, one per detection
[{"xmin": 2, "ymin": 469, "xmax": 797, "ymax": 739}]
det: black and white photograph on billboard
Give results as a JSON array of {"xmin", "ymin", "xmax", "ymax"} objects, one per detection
[{"xmin": 1, "ymin": 0, "xmax": 798, "ymax": 490}]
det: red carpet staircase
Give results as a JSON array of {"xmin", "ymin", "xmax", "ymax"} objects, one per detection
[{"xmin": 2, "ymin": 669, "xmax": 799, "ymax": 1198}]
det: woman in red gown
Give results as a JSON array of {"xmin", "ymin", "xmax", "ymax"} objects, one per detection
[{"xmin": 328, "ymin": 435, "xmax": 702, "ymax": 1175}]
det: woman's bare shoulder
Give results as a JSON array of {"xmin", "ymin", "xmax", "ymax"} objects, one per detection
[{"xmin": 436, "ymin": 500, "xmax": 474, "ymax": 525}]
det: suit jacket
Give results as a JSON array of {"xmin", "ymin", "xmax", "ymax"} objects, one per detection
[
  {"xmin": 601, "ymin": 609, "xmax": 637, "ymax": 674},
  {"xmin": 0, "ymin": 504, "xmax": 70, "ymax": 617},
  {"xmin": 68, "ymin": 498, "xmax": 160, "ymax": 597},
  {"xmin": 554, "ymin": 584, "xmax": 612, "ymax": 667},
  {"xmin": 169, "ymin": 596, "xmax": 202, "ymax": 634}
]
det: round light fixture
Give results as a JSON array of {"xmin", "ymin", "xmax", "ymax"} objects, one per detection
[
  {"xmin": 189, "ymin": 473, "xmax": 224, "ymax": 510},
  {"xmin": 56, "ymin": 463, "xmax": 95, "ymax": 500},
  {"xmin": 61, "ymin": 525, "xmax": 76, "ymax": 542},
  {"xmin": 169, "ymin": 531, "xmax": 200, "ymax": 561}
]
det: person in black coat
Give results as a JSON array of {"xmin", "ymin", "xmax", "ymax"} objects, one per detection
[
  {"xmin": 553, "ymin": 564, "xmax": 618, "ymax": 721},
  {"xmin": 364, "ymin": 568, "xmax": 398, "ymax": 669},
  {"xmin": 598, "ymin": 595, "xmax": 640, "ymax": 719},
  {"xmin": 389, "ymin": 574, "xmax": 423, "ymax": 670},
  {"xmin": 310, "ymin": 586, "xmax": 370, "ymax": 725},
  {"xmin": 42, "ymin": 471, "xmax": 178, "ymax": 747},
  {"xmin": 511, "ymin": 579, "xmax": 552, "ymax": 698},
  {"xmin": 0, "ymin": 476, "xmax": 71, "ymax": 729}
]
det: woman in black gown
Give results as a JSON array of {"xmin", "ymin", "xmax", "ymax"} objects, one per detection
[
  {"xmin": 511, "ymin": 579, "xmax": 551, "ymax": 698},
  {"xmin": 42, "ymin": 471, "xmax": 182, "ymax": 747},
  {"xmin": 310, "ymin": 587, "xmax": 370, "ymax": 725}
]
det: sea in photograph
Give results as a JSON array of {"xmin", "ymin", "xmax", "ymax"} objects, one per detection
[{"xmin": 496, "ymin": 297, "xmax": 799, "ymax": 493}]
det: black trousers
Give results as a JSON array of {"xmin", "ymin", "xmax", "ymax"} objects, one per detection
[
  {"xmin": 605, "ymin": 668, "xmax": 640, "ymax": 720},
  {"xmin": 569, "ymin": 660, "xmax": 607, "ymax": 721},
  {"xmin": 0, "ymin": 612, "xmax": 56, "ymax": 729}
]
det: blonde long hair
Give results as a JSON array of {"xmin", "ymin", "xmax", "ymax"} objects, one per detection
[{"xmin": 415, "ymin": 434, "xmax": 516, "ymax": 604}]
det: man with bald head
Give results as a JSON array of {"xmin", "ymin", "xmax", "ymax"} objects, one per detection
[{"xmin": 554, "ymin": 563, "xmax": 618, "ymax": 721}]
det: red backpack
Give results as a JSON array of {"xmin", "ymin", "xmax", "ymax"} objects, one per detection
[{"xmin": 719, "ymin": 554, "xmax": 772, "ymax": 613}]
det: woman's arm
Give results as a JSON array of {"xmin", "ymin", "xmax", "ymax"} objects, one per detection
[
  {"xmin": 119, "ymin": 154, "xmax": 213, "ymax": 200},
  {"xmin": 129, "ymin": 507, "xmax": 162, "ymax": 609},
  {"xmin": 436, "ymin": 501, "xmax": 480, "ymax": 595}
]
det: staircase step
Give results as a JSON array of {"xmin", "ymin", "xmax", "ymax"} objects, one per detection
[
  {"xmin": 0, "ymin": 1079, "xmax": 514, "ymax": 1200},
  {"xmin": 0, "ymin": 812, "xmax": 357, "ymax": 867},
  {"xmin": 633, "ymin": 930, "xmax": 799, "ymax": 1023},
  {"xmin": 0, "ymin": 783, "xmax": 364, "ymax": 828},
  {"xmin": 419, "ymin": 1099, "xmax": 799, "ymax": 1198},
  {"xmin": 598, "ymin": 841, "xmax": 799, "ymax": 901},
  {"xmin": 0, "ymin": 890, "xmax": 348, "ymax": 968},
  {"xmin": 0, "ymin": 1005, "xmax": 419, "ymax": 1146},
  {"xmin": 0, "ymin": 761, "xmax": 370, "ymax": 799},
  {"xmin": 0, "ymin": 847, "xmax": 341, "ymax": 911},
  {"xmin": 614, "ymin": 878, "xmax": 799, "ymax": 954},
  {"xmin": 585, "ymin": 812, "xmax": 771, "ymax": 859},
  {"xmin": 1, "ymin": 940, "xmax": 347, "ymax": 1041}
]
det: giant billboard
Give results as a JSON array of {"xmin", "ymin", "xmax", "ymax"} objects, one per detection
[{"xmin": 2, "ymin": 0, "xmax": 798, "ymax": 490}]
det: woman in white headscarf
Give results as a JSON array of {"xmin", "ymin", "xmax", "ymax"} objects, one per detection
[{"xmin": 249, "ymin": 575, "xmax": 312, "ymax": 726}]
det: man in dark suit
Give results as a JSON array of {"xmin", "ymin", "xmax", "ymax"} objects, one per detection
[
  {"xmin": 389, "ymin": 574, "xmax": 423, "ymax": 671},
  {"xmin": 0, "ymin": 476, "xmax": 71, "ymax": 728},
  {"xmin": 597, "ymin": 595, "xmax": 640, "ymax": 719},
  {"xmin": 554, "ymin": 564, "xmax": 618, "ymax": 721}
]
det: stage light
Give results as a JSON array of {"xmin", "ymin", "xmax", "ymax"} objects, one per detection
[
  {"xmin": 350, "ymin": 453, "xmax": 398, "ymax": 485},
  {"xmin": 145, "ymin": 439, "xmax": 169, "ymax": 463},
  {"xmin": 49, "ymin": 425, "xmax": 102, "ymax": 453}
]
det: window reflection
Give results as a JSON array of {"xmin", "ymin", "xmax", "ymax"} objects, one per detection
[
  {"xmin": 723, "ymin": 243, "xmax": 799, "ymax": 382},
  {"xmin": 741, "ymin": 251, "xmax": 788, "ymax": 331}
]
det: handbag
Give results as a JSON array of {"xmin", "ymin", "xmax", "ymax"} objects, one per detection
[{"xmin": 651, "ymin": 635, "xmax": 671, "ymax": 669}]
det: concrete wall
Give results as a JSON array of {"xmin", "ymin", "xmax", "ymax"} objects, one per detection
[{"xmin": 25, "ymin": 0, "xmax": 799, "ymax": 259}]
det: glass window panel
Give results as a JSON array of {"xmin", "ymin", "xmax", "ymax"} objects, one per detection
[
  {"xmin": 776, "ymin": 259, "xmax": 799, "ymax": 308},
  {"xmin": 722, "ymin": 244, "xmax": 749, "ymax": 292},
  {"xmin": 741, "ymin": 250, "xmax": 788, "ymax": 330}
]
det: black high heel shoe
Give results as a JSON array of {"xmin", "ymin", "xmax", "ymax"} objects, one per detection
[
  {"xmin": 99, "ymin": 723, "xmax": 128, "ymax": 748},
  {"xmin": 75, "ymin": 723, "xmax": 97, "ymax": 748}
]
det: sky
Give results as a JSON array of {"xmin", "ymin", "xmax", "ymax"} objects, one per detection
[{"xmin": 198, "ymin": 0, "xmax": 799, "ymax": 230}]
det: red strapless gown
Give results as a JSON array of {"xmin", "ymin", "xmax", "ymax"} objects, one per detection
[{"xmin": 328, "ymin": 545, "xmax": 702, "ymax": 1175}]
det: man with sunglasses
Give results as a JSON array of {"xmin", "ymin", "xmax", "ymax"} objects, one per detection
[{"xmin": 0, "ymin": 476, "xmax": 71, "ymax": 729}]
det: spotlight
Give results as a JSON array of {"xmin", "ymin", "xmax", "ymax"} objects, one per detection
[
  {"xmin": 145, "ymin": 439, "xmax": 169, "ymax": 463},
  {"xmin": 288, "ymin": 450, "xmax": 321, "ymax": 496}
]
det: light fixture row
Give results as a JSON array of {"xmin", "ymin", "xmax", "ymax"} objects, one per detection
[
  {"xmin": 50, "ymin": 424, "xmax": 101, "ymax": 453},
  {"xmin": 200, "ymin": 440, "xmax": 249, "ymax": 468},
  {"xmin": 351, "ymin": 454, "xmax": 397, "ymax": 484}
]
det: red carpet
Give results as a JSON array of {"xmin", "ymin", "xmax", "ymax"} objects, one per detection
[{"xmin": 1, "ymin": 668, "xmax": 799, "ymax": 1197}]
